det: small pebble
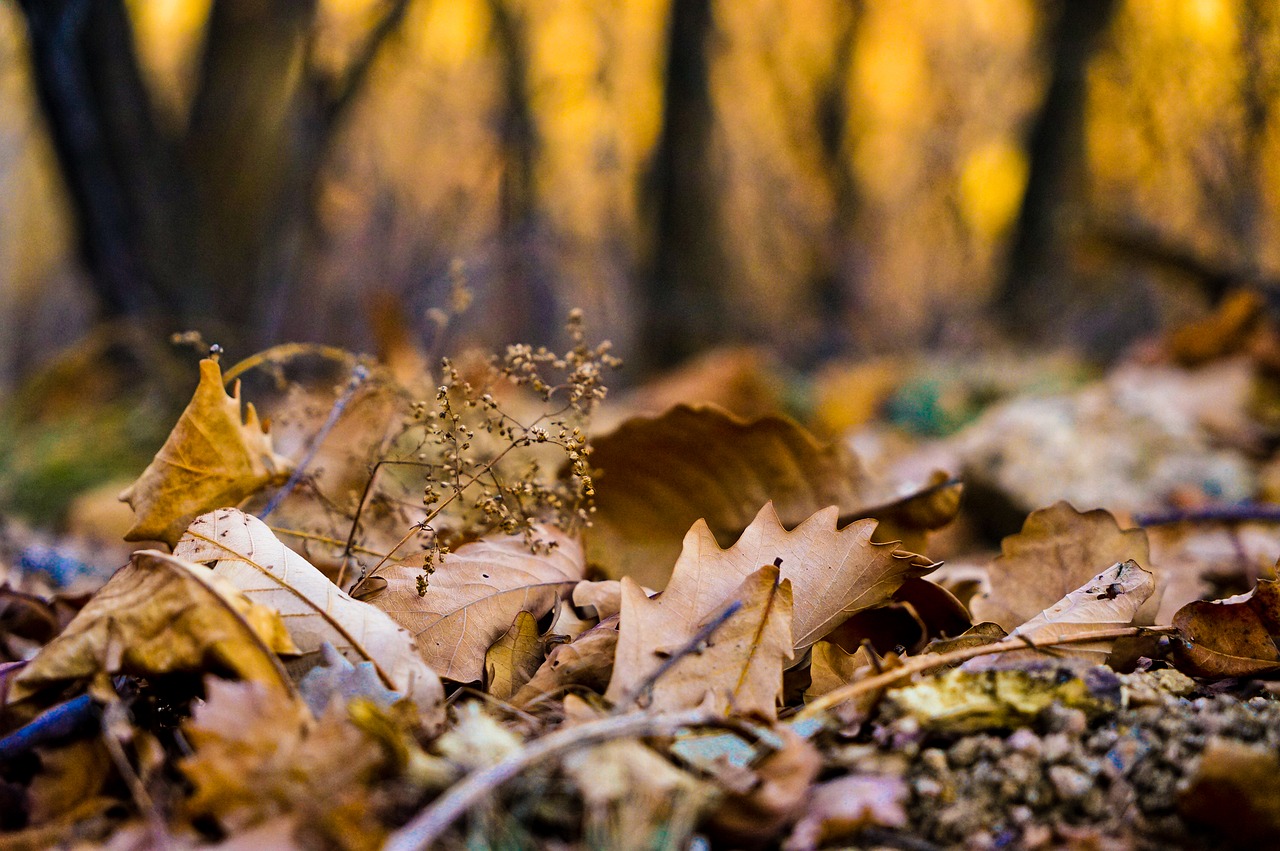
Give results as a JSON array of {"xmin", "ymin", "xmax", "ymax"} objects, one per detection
[{"xmin": 1048, "ymin": 766, "xmax": 1091, "ymax": 802}]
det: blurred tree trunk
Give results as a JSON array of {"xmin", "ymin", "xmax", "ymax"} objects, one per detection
[
  {"xmin": 16, "ymin": 0, "xmax": 410, "ymax": 349},
  {"xmin": 640, "ymin": 0, "xmax": 722, "ymax": 369},
  {"xmin": 995, "ymin": 0, "xmax": 1117, "ymax": 332}
]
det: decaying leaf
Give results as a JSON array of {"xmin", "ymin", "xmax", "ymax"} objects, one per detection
[
  {"xmin": 372, "ymin": 527, "xmax": 585, "ymax": 683},
  {"xmin": 783, "ymin": 774, "xmax": 909, "ymax": 851},
  {"xmin": 1172, "ymin": 580, "xmax": 1280, "ymax": 679},
  {"xmin": 970, "ymin": 502, "xmax": 1153, "ymax": 630},
  {"xmin": 484, "ymin": 610, "xmax": 544, "ymax": 700},
  {"xmin": 512, "ymin": 617, "xmax": 619, "ymax": 708},
  {"xmin": 706, "ymin": 726, "xmax": 821, "ymax": 844},
  {"xmin": 174, "ymin": 509, "xmax": 445, "ymax": 720},
  {"xmin": 586, "ymin": 405, "xmax": 875, "ymax": 586},
  {"xmin": 120, "ymin": 359, "xmax": 292, "ymax": 545},
  {"xmin": 181, "ymin": 677, "xmax": 388, "ymax": 843},
  {"xmin": 11, "ymin": 551, "xmax": 295, "ymax": 701}
]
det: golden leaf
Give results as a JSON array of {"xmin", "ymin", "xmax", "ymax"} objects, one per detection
[
  {"xmin": 174, "ymin": 509, "xmax": 445, "ymax": 722},
  {"xmin": 484, "ymin": 610, "xmax": 544, "ymax": 700},
  {"xmin": 11, "ymin": 551, "xmax": 296, "ymax": 701},
  {"xmin": 512, "ymin": 617, "xmax": 619, "ymax": 708},
  {"xmin": 120, "ymin": 359, "xmax": 292, "ymax": 545}
]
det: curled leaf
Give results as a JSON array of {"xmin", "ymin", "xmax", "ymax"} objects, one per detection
[
  {"xmin": 120, "ymin": 359, "xmax": 292, "ymax": 545},
  {"xmin": 1172, "ymin": 580, "xmax": 1280, "ymax": 679},
  {"xmin": 484, "ymin": 611, "xmax": 544, "ymax": 700}
]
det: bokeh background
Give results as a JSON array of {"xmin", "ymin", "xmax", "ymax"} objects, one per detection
[{"xmin": 1, "ymin": 0, "xmax": 1277, "ymax": 385}]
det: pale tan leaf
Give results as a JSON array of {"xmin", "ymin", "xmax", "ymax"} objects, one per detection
[
  {"xmin": 970, "ymin": 502, "xmax": 1153, "ymax": 630},
  {"xmin": 484, "ymin": 610, "xmax": 544, "ymax": 700},
  {"xmin": 173, "ymin": 509, "xmax": 444, "ymax": 720},
  {"xmin": 120, "ymin": 359, "xmax": 292, "ymax": 546},
  {"xmin": 371, "ymin": 527, "xmax": 585, "ymax": 683},
  {"xmin": 11, "ymin": 551, "xmax": 296, "ymax": 701},
  {"xmin": 512, "ymin": 617, "xmax": 619, "ymax": 708}
]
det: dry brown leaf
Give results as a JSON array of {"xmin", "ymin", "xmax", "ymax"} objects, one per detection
[
  {"xmin": 512, "ymin": 616, "xmax": 619, "ymax": 708},
  {"xmin": 26, "ymin": 740, "xmax": 111, "ymax": 826},
  {"xmin": 1147, "ymin": 520, "xmax": 1280, "ymax": 622},
  {"xmin": 484, "ymin": 610, "xmax": 544, "ymax": 700},
  {"xmin": 10, "ymin": 552, "xmax": 295, "ymax": 701},
  {"xmin": 783, "ymin": 774, "xmax": 909, "ymax": 851},
  {"xmin": 804, "ymin": 642, "xmax": 873, "ymax": 700},
  {"xmin": 967, "ymin": 560, "xmax": 1156, "ymax": 669},
  {"xmin": 120, "ymin": 359, "xmax": 292, "ymax": 546},
  {"xmin": 1178, "ymin": 737, "xmax": 1280, "ymax": 842},
  {"xmin": 707, "ymin": 726, "xmax": 821, "ymax": 844},
  {"xmin": 173, "ymin": 509, "xmax": 444, "ymax": 721},
  {"xmin": 607, "ymin": 503, "xmax": 933, "ymax": 705},
  {"xmin": 572, "ymin": 579, "xmax": 656, "ymax": 620},
  {"xmin": 613, "ymin": 565, "xmax": 793, "ymax": 717},
  {"xmin": 970, "ymin": 502, "xmax": 1153, "ymax": 630},
  {"xmin": 587, "ymin": 404, "xmax": 877, "ymax": 586},
  {"xmin": 181, "ymin": 677, "xmax": 387, "ymax": 842},
  {"xmin": 371, "ymin": 527, "xmax": 585, "ymax": 683},
  {"xmin": 1172, "ymin": 580, "xmax": 1280, "ymax": 679}
]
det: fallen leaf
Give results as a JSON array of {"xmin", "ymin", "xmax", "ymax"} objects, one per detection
[
  {"xmin": 484, "ymin": 610, "xmax": 544, "ymax": 700},
  {"xmin": 587, "ymin": 405, "xmax": 876, "ymax": 586},
  {"xmin": 512, "ymin": 617, "xmax": 619, "ymax": 708},
  {"xmin": 1147, "ymin": 520, "xmax": 1280, "ymax": 621},
  {"xmin": 613, "ymin": 565, "xmax": 793, "ymax": 717},
  {"xmin": 10, "ymin": 551, "xmax": 295, "ymax": 701},
  {"xmin": 297, "ymin": 643, "xmax": 401, "ymax": 716},
  {"xmin": 1171, "ymin": 580, "xmax": 1280, "ymax": 679},
  {"xmin": 370, "ymin": 526, "xmax": 585, "ymax": 683},
  {"xmin": 970, "ymin": 502, "xmax": 1153, "ymax": 630},
  {"xmin": 572, "ymin": 579, "xmax": 656, "ymax": 621},
  {"xmin": 120, "ymin": 359, "xmax": 292, "ymax": 546},
  {"xmin": 783, "ymin": 774, "xmax": 909, "ymax": 851},
  {"xmin": 706, "ymin": 726, "xmax": 821, "ymax": 845},
  {"xmin": 1178, "ymin": 737, "xmax": 1280, "ymax": 842},
  {"xmin": 26, "ymin": 739, "xmax": 111, "ymax": 826},
  {"xmin": 606, "ymin": 503, "xmax": 933, "ymax": 715},
  {"xmin": 181, "ymin": 677, "xmax": 387, "ymax": 844},
  {"xmin": 174, "ymin": 509, "xmax": 445, "ymax": 721}
]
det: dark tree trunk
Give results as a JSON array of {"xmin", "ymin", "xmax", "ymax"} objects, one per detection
[{"xmin": 640, "ymin": 0, "xmax": 722, "ymax": 370}]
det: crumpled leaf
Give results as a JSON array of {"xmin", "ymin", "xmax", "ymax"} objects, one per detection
[
  {"xmin": 370, "ymin": 527, "xmax": 585, "ymax": 683},
  {"xmin": 970, "ymin": 502, "xmax": 1153, "ymax": 630},
  {"xmin": 181, "ymin": 677, "xmax": 387, "ymax": 844},
  {"xmin": 783, "ymin": 774, "xmax": 909, "ymax": 851},
  {"xmin": 587, "ymin": 405, "xmax": 875, "ymax": 587},
  {"xmin": 484, "ymin": 610, "xmax": 544, "ymax": 700},
  {"xmin": 174, "ymin": 509, "xmax": 444, "ymax": 722},
  {"xmin": 607, "ymin": 503, "xmax": 933, "ymax": 714},
  {"xmin": 613, "ymin": 565, "xmax": 794, "ymax": 717},
  {"xmin": 10, "ymin": 551, "xmax": 295, "ymax": 701},
  {"xmin": 1178, "ymin": 737, "xmax": 1280, "ymax": 842},
  {"xmin": 120, "ymin": 359, "xmax": 292, "ymax": 546},
  {"xmin": 1172, "ymin": 580, "xmax": 1280, "ymax": 679},
  {"xmin": 512, "ymin": 616, "xmax": 619, "ymax": 708}
]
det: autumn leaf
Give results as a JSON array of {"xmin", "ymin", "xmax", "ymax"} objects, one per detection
[
  {"xmin": 371, "ymin": 526, "xmax": 585, "ymax": 683},
  {"xmin": 1178, "ymin": 737, "xmax": 1280, "ymax": 842},
  {"xmin": 10, "ymin": 551, "xmax": 296, "ymax": 701},
  {"xmin": 1172, "ymin": 580, "xmax": 1280, "ymax": 679},
  {"xmin": 120, "ymin": 358, "xmax": 292, "ymax": 546},
  {"xmin": 181, "ymin": 676, "xmax": 388, "ymax": 843},
  {"xmin": 970, "ymin": 501, "xmax": 1153, "ymax": 630},
  {"xmin": 512, "ymin": 616, "xmax": 619, "ymax": 708},
  {"xmin": 784, "ymin": 774, "xmax": 909, "ymax": 851},
  {"xmin": 586, "ymin": 404, "xmax": 875, "ymax": 587},
  {"xmin": 613, "ymin": 564, "xmax": 793, "ymax": 717},
  {"xmin": 173, "ymin": 509, "xmax": 445, "ymax": 721},
  {"xmin": 484, "ymin": 610, "xmax": 543, "ymax": 700}
]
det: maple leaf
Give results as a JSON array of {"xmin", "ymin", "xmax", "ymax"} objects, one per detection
[
  {"xmin": 1172, "ymin": 579, "xmax": 1280, "ymax": 679},
  {"xmin": 970, "ymin": 501, "xmax": 1153, "ymax": 630},
  {"xmin": 174, "ymin": 509, "xmax": 445, "ymax": 722},
  {"xmin": 120, "ymin": 358, "xmax": 292, "ymax": 546},
  {"xmin": 588, "ymin": 404, "xmax": 929, "ymax": 587},
  {"xmin": 370, "ymin": 526, "xmax": 585, "ymax": 683},
  {"xmin": 11, "ymin": 551, "xmax": 296, "ymax": 701},
  {"xmin": 606, "ymin": 504, "xmax": 933, "ymax": 716}
]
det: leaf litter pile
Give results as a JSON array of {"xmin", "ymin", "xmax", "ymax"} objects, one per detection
[{"xmin": 6, "ymin": 304, "xmax": 1280, "ymax": 849}]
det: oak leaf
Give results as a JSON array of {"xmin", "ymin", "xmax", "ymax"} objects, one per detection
[
  {"xmin": 120, "ymin": 359, "xmax": 292, "ymax": 546},
  {"xmin": 484, "ymin": 610, "xmax": 544, "ymax": 700},
  {"xmin": 607, "ymin": 504, "xmax": 933, "ymax": 715},
  {"xmin": 589, "ymin": 405, "xmax": 951, "ymax": 587},
  {"xmin": 173, "ymin": 509, "xmax": 444, "ymax": 722},
  {"xmin": 1172, "ymin": 580, "xmax": 1280, "ymax": 679},
  {"xmin": 11, "ymin": 551, "xmax": 296, "ymax": 701},
  {"xmin": 970, "ymin": 502, "xmax": 1153, "ymax": 630},
  {"xmin": 371, "ymin": 526, "xmax": 585, "ymax": 683}
]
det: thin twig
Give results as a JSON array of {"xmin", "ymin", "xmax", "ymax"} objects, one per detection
[
  {"xmin": 613, "ymin": 601, "xmax": 743, "ymax": 712},
  {"xmin": 1135, "ymin": 502, "xmax": 1280, "ymax": 527},
  {"xmin": 260, "ymin": 364, "xmax": 369, "ymax": 520},
  {"xmin": 795, "ymin": 625, "xmax": 1178, "ymax": 722},
  {"xmin": 383, "ymin": 708, "xmax": 715, "ymax": 851},
  {"xmin": 100, "ymin": 701, "xmax": 169, "ymax": 849}
]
